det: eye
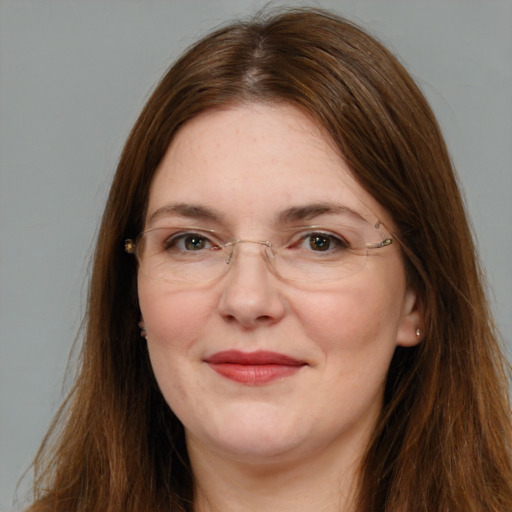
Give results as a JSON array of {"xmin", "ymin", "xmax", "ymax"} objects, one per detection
[
  {"xmin": 309, "ymin": 232, "xmax": 348, "ymax": 251},
  {"xmin": 309, "ymin": 234, "xmax": 332, "ymax": 251},
  {"xmin": 292, "ymin": 231, "xmax": 349, "ymax": 252},
  {"xmin": 164, "ymin": 232, "xmax": 214, "ymax": 251}
]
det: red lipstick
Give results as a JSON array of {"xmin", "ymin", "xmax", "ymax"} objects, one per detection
[{"xmin": 205, "ymin": 350, "xmax": 306, "ymax": 385}]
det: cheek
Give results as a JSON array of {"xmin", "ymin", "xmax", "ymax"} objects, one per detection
[
  {"xmin": 137, "ymin": 280, "xmax": 216, "ymax": 407},
  {"xmin": 138, "ymin": 280, "xmax": 213, "ymax": 345},
  {"xmin": 293, "ymin": 279, "xmax": 405, "ymax": 359}
]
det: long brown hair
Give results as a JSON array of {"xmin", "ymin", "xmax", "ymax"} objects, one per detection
[{"xmin": 26, "ymin": 8, "xmax": 512, "ymax": 511}]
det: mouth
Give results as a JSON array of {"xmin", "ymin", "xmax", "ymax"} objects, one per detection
[{"xmin": 204, "ymin": 350, "xmax": 307, "ymax": 385}]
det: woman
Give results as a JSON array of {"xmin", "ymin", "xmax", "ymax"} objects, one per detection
[{"xmin": 26, "ymin": 8, "xmax": 512, "ymax": 512}]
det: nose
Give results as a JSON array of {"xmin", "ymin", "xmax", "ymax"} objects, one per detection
[{"xmin": 217, "ymin": 241, "xmax": 286, "ymax": 329}]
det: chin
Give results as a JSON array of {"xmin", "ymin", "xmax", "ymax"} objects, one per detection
[{"xmin": 187, "ymin": 409, "xmax": 311, "ymax": 462}]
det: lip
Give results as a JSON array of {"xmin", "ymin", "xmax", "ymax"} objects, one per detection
[{"xmin": 204, "ymin": 350, "xmax": 307, "ymax": 385}]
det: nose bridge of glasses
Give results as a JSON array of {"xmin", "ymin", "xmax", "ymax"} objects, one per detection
[{"xmin": 224, "ymin": 239, "xmax": 273, "ymax": 265}]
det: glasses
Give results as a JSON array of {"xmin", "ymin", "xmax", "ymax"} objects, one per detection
[{"xmin": 125, "ymin": 221, "xmax": 393, "ymax": 285}]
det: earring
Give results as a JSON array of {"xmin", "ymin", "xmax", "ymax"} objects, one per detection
[
  {"xmin": 416, "ymin": 328, "xmax": 421, "ymax": 338},
  {"xmin": 139, "ymin": 320, "xmax": 147, "ymax": 340}
]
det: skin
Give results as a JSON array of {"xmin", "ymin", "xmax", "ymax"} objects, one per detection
[{"xmin": 138, "ymin": 103, "xmax": 420, "ymax": 511}]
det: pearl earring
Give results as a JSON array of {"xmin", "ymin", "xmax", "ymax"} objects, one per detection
[{"xmin": 139, "ymin": 320, "xmax": 147, "ymax": 339}]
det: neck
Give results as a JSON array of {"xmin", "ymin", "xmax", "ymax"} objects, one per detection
[{"xmin": 188, "ymin": 434, "xmax": 366, "ymax": 512}]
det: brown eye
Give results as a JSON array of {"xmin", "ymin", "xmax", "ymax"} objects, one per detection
[
  {"xmin": 162, "ymin": 232, "xmax": 214, "ymax": 252},
  {"xmin": 289, "ymin": 230, "xmax": 350, "ymax": 255},
  {"xmin": 183, "ymin": 235, "xmax": 208, "ymax": 251},
  {"xmin": 309, "ymin": 234, "xmax": 331, "ymax": 251}
]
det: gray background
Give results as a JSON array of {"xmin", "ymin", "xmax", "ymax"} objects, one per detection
[{"xmin": 1, "ymin": 1, "xmax": 511, "ymax": 510}]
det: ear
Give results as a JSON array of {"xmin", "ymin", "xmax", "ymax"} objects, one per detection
[{"xmin": 396, "ymin": 288, "xmax": 422, "ymax": 347}]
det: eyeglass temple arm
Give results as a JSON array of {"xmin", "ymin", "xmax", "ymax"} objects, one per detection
[
  {"xmin": 367, "ymin": 238, "xmax": 393, "ymax": 250},
  {"xmin": 124, "ymin": 239, "xmax": 136, "ymax": 254}
]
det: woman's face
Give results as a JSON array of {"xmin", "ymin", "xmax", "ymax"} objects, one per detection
[{"xmin": 138, "ymin": 103, "xmax": 420, "ymax": 467}]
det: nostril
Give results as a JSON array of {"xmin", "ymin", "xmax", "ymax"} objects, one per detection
[{"xmin": 222, "ymin": 312, "xmax": 275, "ymax": 328}]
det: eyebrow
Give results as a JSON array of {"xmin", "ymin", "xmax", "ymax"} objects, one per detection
[
  {"xmin": 147, "ymin": 203, "xmax": 223, "ymax": 226},
  {"xmin": 277, "ymin": 203, "xmax": 369, "ymax": 224},
  {"xmin": 147, "ymin": 201, "xmax": 370, "ymax": 227}
]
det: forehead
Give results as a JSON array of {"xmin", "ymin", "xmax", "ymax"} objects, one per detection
[{"xmin": 146, "ymin": 103, "xmax": 390, "ymax": 227}]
